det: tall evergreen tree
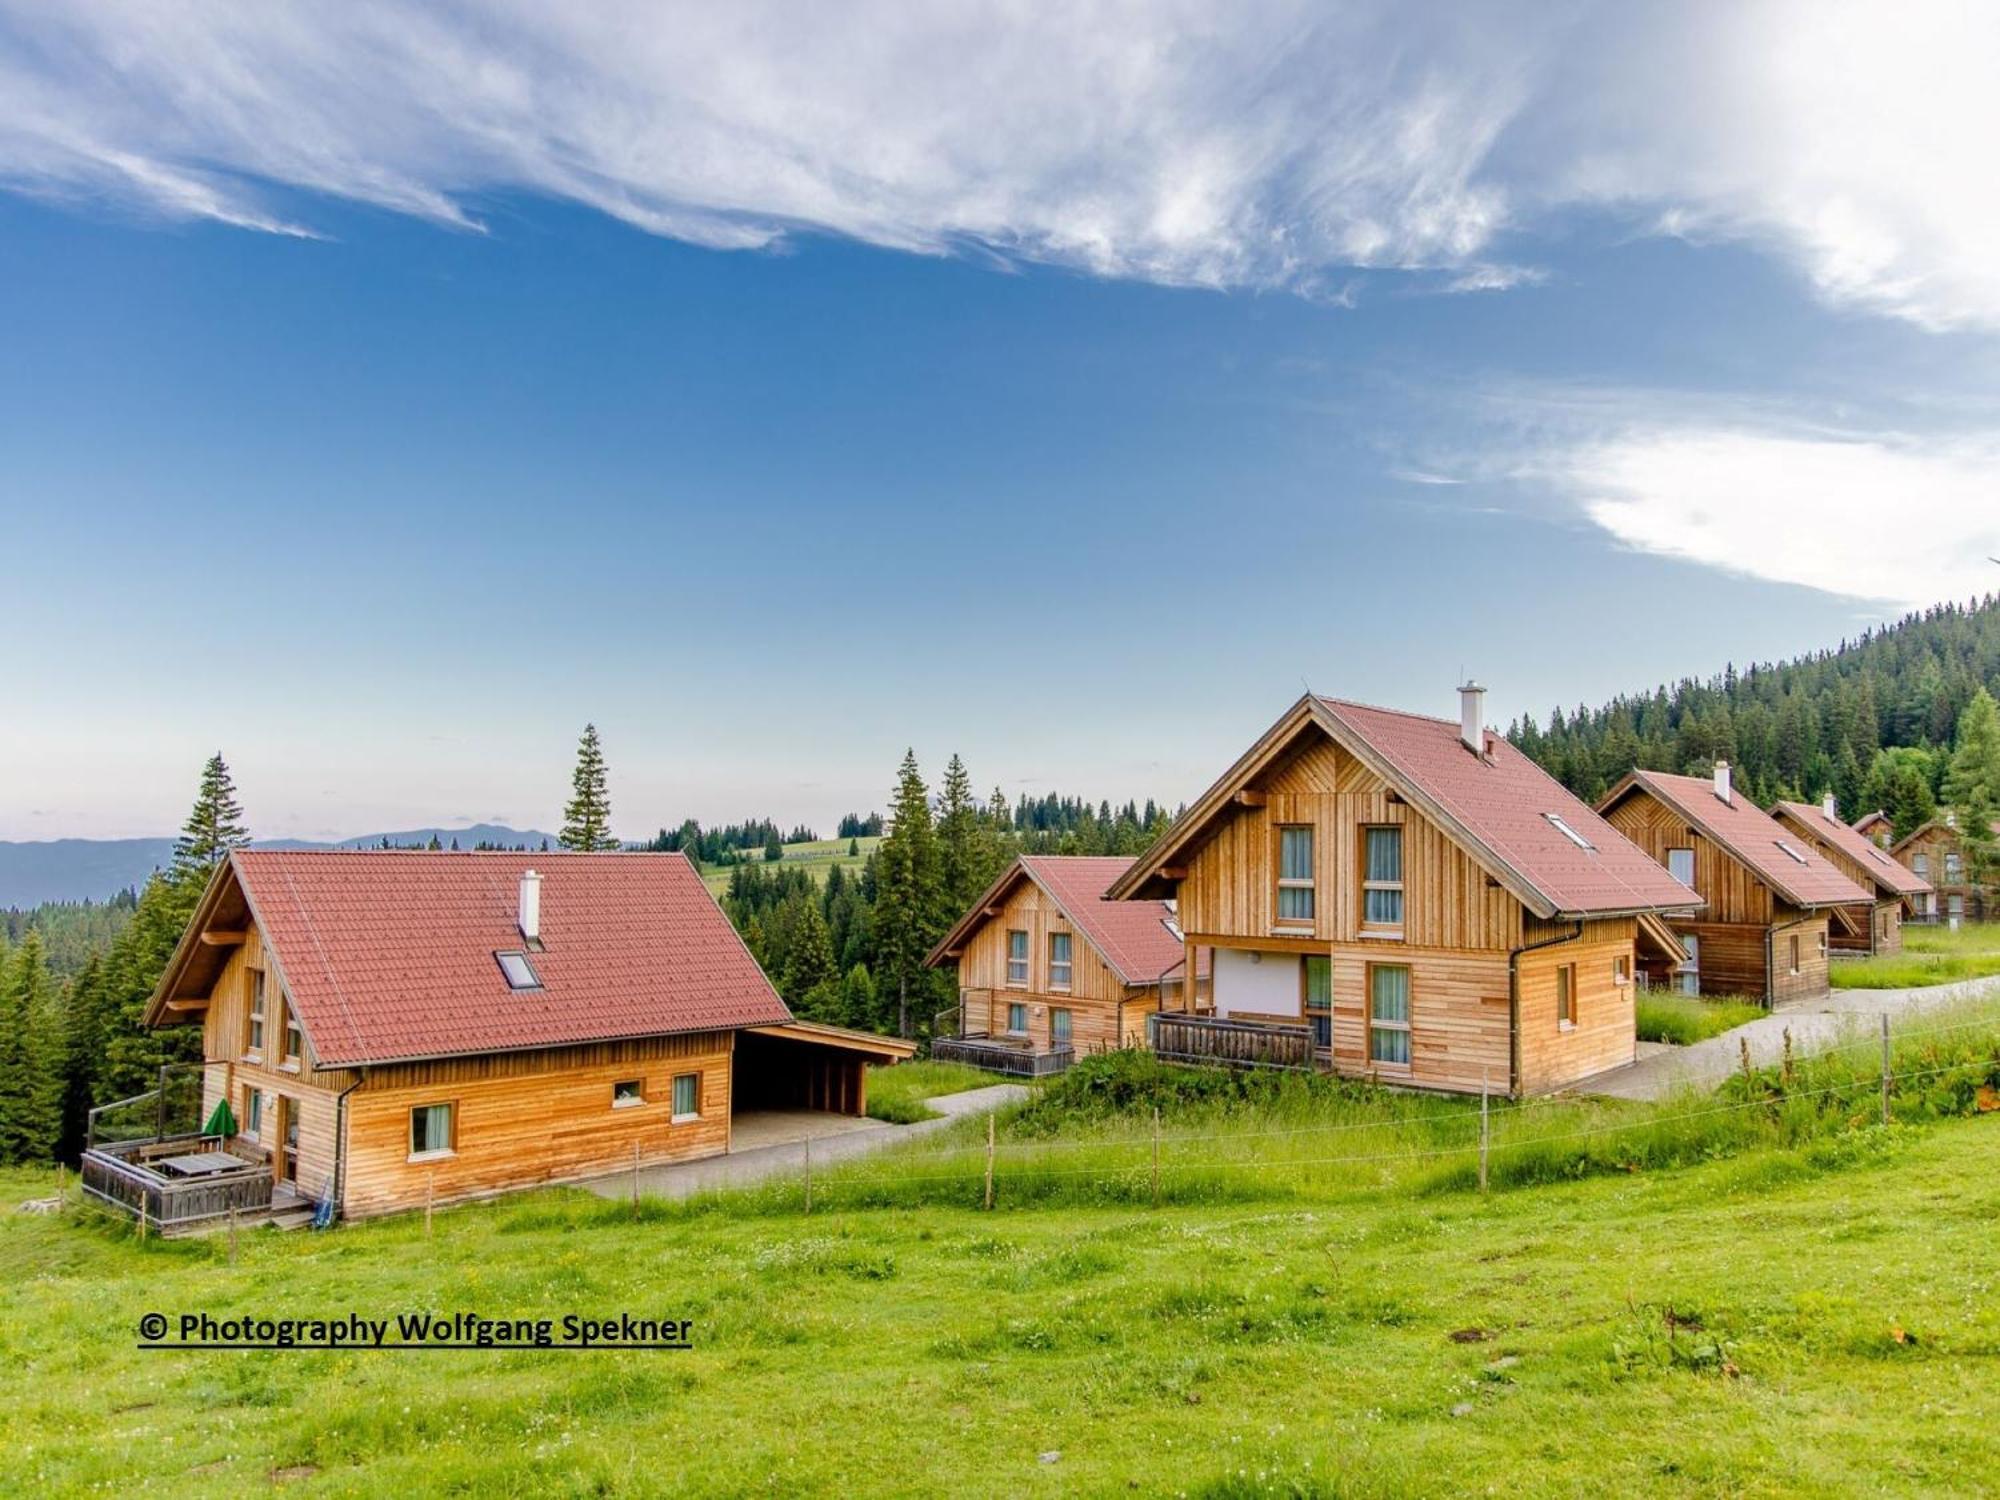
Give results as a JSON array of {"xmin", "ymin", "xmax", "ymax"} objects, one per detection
[
  {"xmin": 1944, "ymin": 687, "xmax": 2000, "ymax": 887},
  {"xmin": 782, "ymin": 898, "xmax": 837, "ymax": 1002},
  {"xmin": 874, "ymin": 750, "xmax": 943, "ymax": 1037},
  {"xmin": 0, "ymin": 933, "xmax": 60, "ymax": 1164},
  {"xmin": 935, "ymin": 753, "xmax": 983, "ymax": 916},
  {"xmin": 171, "ymin": 753, "xmax": 249, "ymax": 884},
  {"xmin": 559, "ymin": 723, "xmax": 617, "ymax": 851}
]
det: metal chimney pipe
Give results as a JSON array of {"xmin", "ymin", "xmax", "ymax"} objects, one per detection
[{"xmin": 1714, "ymin": 761, "xmax": 1732, "ymax": 805}]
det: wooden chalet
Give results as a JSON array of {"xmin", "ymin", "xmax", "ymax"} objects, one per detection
[
  {"xmin": 1108, "ymin": 689, "xmax": 1702, "ymax": 1097},
  {"xmin": 84, "ymin": 851, "xmax": 910, "ymax": 1229},
  {"xmin": 1851, "ymin": 810, "xmax": 1895, "ymax": 850},
  {"xmin": 1890, "ymin": 816, "xmax": 1998, "ymax": 924},
  {"xmin": 1772, "ymin": 796, "xmax": 1932, "ymax": 955},
  {"xmin": 925, "ymin": 855, "xmax": 1205, "ymax": 1076},
  {"xmin": 1599, "ymin": 765, "xmax": 1873, "ymax": 1003}
]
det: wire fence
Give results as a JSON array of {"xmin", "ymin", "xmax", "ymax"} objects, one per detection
[{"xmin": 733, "ymin": 1006, "xmax": 2000, "ymax": 1212}]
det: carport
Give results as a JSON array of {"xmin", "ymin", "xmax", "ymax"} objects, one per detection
[{"xmin": 732, "ymin": 1020, "xmax": 916, "ymax": 1119}]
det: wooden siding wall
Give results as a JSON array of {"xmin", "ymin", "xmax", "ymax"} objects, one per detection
[
  {"xmin": 953, "ymin": 875, "xmax": 1153, "ymax": 1049},
  {"xmin": 1515, "ymin": 920, "xmax": 1637, "ymax": 1094},
  {"xmin": 1178, "ymin": 737, "xmax": 1528, "ymax": 949},
  {"xmin": 1323, "ymin": 946, "xmax": 1511, "ymax": 1095},
  {"xmin": 343, "ymin": 1031, "xmax": 734, "ymax": 1219},
  {"xmin": 1769, "ymin": 913, "xmax": 1832, "ymax": 1005},
  {"xmin": 195, "ymin": 922, "xmax": 354, "ymax": 1198}
]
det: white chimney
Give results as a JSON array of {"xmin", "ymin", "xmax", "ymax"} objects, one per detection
[
  {"xmin": 1822, "ymin": 792, "xmax": 1838, "ymax": 821},
  {"xmin": 1714, "ymin": 761, "xmax": 1732, "ymax": 804},
  {"xmin": 519, "ymin": 869, "xmax": 541, "ymax": 944},
  {"xmin": 1459, "ymin": 681, "xmax": 1486, "ymax": 756}
]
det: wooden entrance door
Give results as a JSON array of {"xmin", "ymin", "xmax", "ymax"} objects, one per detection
[{"xmin": 275, "ymin": 1097, "xmax": 299, "ymax": 1186}]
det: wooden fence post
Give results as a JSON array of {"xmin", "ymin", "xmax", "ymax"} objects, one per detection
[
  {"xmin": 1479, "ymin": 1070, "xmax": 1490, "ymax": 1195},
  {"xmin": 984, "ymin": 1113, "xmax": 995, "ymax": 1211},
  {"xmin": 1151, "ymin": 1107, "xmax": 1162, "ymax": 1208},
  {"xmin": 803, "ymin": 1135, "xmax": 813, "ymax": 1216},
  {"xmin": 1880, "ymin": 1014, "xmax": 1892, "ymax": 1126}
]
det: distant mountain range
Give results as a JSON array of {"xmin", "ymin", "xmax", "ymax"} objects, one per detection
[{"xmin": 0, "ymin": 825, "xmax": 561, "ymax": 907}]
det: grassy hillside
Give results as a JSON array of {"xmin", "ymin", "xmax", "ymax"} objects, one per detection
[
  {"xmin": 5, "ymin": 1123, "xmax": 1997, "ymax": 1496},
  {"xmin": 6, "ymin": 1012, "xmax": 1999, "ymax": 1496},
  {"xmin": 1832, "ymin": 923, "xmax": 2000, "ymax": 990},
  {"xmin": 697, "ymin": 834, "xmax": 880, "ymax": 896}
]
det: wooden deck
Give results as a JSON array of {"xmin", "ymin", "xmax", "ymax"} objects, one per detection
[
  {"xmin": 80, "ymin": 1133, "xmax": 276, "ymax": 1233},
  {"xmin": 1148, "ymin": 1013, "xmax": 1317, "ymax": 1072},
  {"xmin": 931, "ymin": 1034, "xmax": 1077, "ymax": 1077}
]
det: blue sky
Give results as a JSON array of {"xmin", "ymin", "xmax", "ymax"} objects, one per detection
[{"xmin": 3, "ymin": 3, "xmax": 1998, "ymax": 842}]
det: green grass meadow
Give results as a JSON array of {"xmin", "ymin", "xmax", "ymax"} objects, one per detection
[
  {"xmin": 1831, "ymin": 922, "xmax": 2000, "ymax": 990},
  {"xmin": 6, "ymin": 1004, "xmax": 1999, "ymax": 1497},
  {"xmin": 1634, "ymin": 991, "xmax": 1768, "ymax": 1046},
  {"xmin": 696, "ymin": 835, "xmax": 881, "ymax": 896},
  {"xmin": 862, "ymin": 1059, "xmax": 997, "ymax": 1123}
]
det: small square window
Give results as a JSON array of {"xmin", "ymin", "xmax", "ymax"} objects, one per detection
[
  {"xmin": 612, "ymin": 1079, "xmax": 645, "ymax": 1108},
  {"xmin": 410, "ymin": 1102, "xmax": 454, "ymax": 1157},
  {"xmin": 496, "ymin": 950, "xmax": 541, "ymax": 989},
  {"xmin": 671, "ymin": 1073, "xmax": 700, "ymax": 1120},
  {"xmin": 1612, "ymin": 954, "xmax": 1632, "ymax": 986}
]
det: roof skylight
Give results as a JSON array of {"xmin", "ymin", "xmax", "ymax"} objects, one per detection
[
  {"xmin": 496, "ymin": 950, "xmax": 542, "ymax": 990},
  {"xmin": 1544, "ymin": 812, "xmax": 1596, "ymax": 851},
  {"xmin": 1774, "ymin": 840, "xmax": 1809, "ymax": 865}
]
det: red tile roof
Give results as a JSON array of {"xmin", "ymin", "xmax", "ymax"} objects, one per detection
[
  {"xmin": 1019, "ymin": 856, "xmax": 1197, "ymax": 983},
  {"xmin": 1773, "ymin": 801, "xmax": 1932, "ymax": 899},
  {"xmin": 927, "ymin": 855, "xmax": 1197, "ymax": 984},
  {"xmin": 1609, "ymin": 773, "xmax": 1873, "ymax": 909},
  {"xmin": 231, "ymin": 850, "xmax": 790, "ymax": 1067},
  {"xmin": 1315, "ymin": 698, "xmax": 1704, "ymax": 918}
]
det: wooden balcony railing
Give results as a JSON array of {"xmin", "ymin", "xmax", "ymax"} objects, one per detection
[
  {"xmin": 931, "ymin": 1035, "xmax": 1076, "ymax": 1077},
  {"xmin": 80, "ymin": 1132, "xmax": 274, "ymax": 1230},
  {"xmin": 1148, "ymin": 1013, "xmax": 1315, "ymax": 1072}
]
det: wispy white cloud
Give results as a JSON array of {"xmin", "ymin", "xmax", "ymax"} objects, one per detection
[
  {"xmin": 0, "ymin": 3, "xmax": 1994, "ymax": 329},
  {"xmin": 1553, "ymin": 426, "xmax": 2000, "ymax": 607}
]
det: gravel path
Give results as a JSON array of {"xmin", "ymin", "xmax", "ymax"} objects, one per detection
[
  {"xmin": 582, "ymin": 1082, "xmax": 1027, "ymax": 1202},
  {"xmin": 1585, "ymin": 974, "xmax": 2000, "ymax": 1101}
]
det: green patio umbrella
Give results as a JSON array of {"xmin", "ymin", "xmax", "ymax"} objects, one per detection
[{"xmin": 203, "ymin": 1097, "xmax": 237, "ymax": 1138}]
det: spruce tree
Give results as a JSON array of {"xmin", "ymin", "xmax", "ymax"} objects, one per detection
[
  {"xmin": 936, "ymin": 753, "xmax": 981, "ymax": 915},
  {"xmin": 171, "ymin": 753, "xmax": 249, "ymax": 885},
  {"xmin": 559, "ymin": 723, "xmax": 617, "ymax": 851},
  {"xmin": 1944, "ymin": 688, "xmax": 2000, "ymax": 889},
  {"xmin": 782, "ymin": 898, "xmax": 837, "ymax": 1001},
  {"xmin": 0, "ymin": 933, "xmax": 60, "ymax": 1164},
  {"xmin": 874, "ymin": 750, "xmax": 943, "ymax": 1037}
]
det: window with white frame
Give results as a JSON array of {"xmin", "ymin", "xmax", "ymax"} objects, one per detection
[
  {"xmin": 409, "ymin": 1102, "xmax": 454, "ymax": 1158},
  {"xmin": 1667, "ymin": 847, "xmax": 1695, "ymax": 887},
  {"xmin": 612, "ymin": 1079, "xmax": 645, "ymax": 1108},
  {"xmin": 282, "ymin": 994, "xmax": 303, "ymax": 1064},
  {"xmin": 1363, "ymin": 827, "xmax": 1404, "ymax": 928},
  {"xmin": 1051, "ymin": 1008, "xmax": 1072, "ymax": 1046},
  {"xmin": 1945, "ymin": 852, "xmax": 1963, "ymax": 881},
  {"xmin": 672, "ymin": 1073, "xmax": 701, "ymax": 1119},
  {"xmin": 1556, "ymin": 964, "xmax": 1576, "ymax": 1029},
  {"xmin": 1007, "ymin": 1001, "xmax": 1028, "ymax": 1034},
  {"xmin": 1048, "ymin": 931, "xmax": 1073, "ymax": 991},
  {"xmin": 1005, "ymin": 929, "xmax": 1029, "ymax": 986},
  {"xmin": 1368, "ymin": 965, "xmax": 1411, "ymax": 1066},
  {"xmin": 1276, "ymin": 826, "xmax": 1316, "ymax": 923},
  {"xmin": 1912, "ymin": 852, "xmax": 1930, "ymax": 878},
  {"xmin": 247, "ymin": 968, "xmax": 266, "ymax": 1056},
  {"xmin": 1612, "ymin": 954, "xmax": 1632, "ymax": 986},
  {"xmin": 244, "ymin": 1086, "xmax": 264, "ymax": 1139},
  {"xmin": 1788, "ymin": 935, "xmax": 1801, "ymax": 974}
]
